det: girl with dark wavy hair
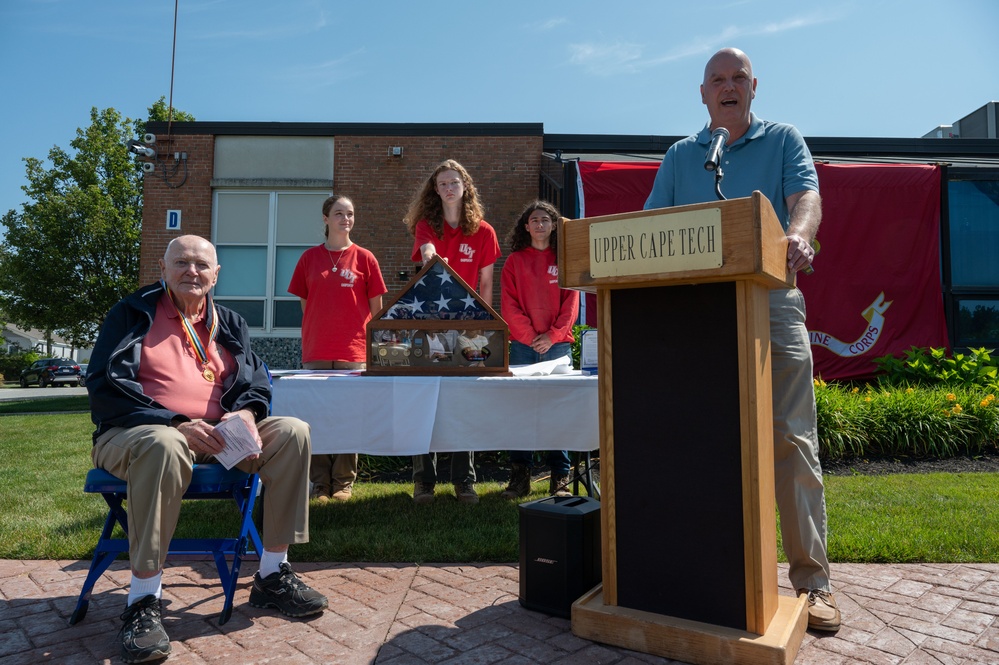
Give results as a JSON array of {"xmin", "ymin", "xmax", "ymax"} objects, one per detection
[{"xmin": 499, "ymin": 200, "xmax": 579, "ymax": 499}]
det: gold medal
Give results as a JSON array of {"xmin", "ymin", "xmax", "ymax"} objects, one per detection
[{"xmin": 202, "ymin": 367, "xmax": 215, "ymax": 382}]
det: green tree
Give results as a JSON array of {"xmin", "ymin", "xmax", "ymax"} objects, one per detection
[
  {"xmin": 0, "ymin": 99, "xmax": 193, "ymax": 350},
  {"xmin": 148, "ymin": 97, "xmax": 195, "ymax": 124}
]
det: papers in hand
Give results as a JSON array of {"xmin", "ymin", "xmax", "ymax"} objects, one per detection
[{"xmin": 213, "ymin": 417, "xmax": 261, "ymax": 469}]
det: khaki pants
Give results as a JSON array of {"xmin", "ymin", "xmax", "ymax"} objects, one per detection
[
  {"xmin": 92, "ymin": 416, "xmax": 312, "ymax": 573},
  {"xmin": 770, "ymin": 288, "xmax": 831, "ymax": 592},
  {"xmin": 310, "ymin": 453, "xmax": 358, "ymax": 493}
]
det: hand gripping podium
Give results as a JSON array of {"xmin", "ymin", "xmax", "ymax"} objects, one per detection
[{"xmin": 559, "ymin": 193, "xmax": 808, "ymax": 665}]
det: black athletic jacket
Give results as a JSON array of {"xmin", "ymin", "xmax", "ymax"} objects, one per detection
[{"xmin": 87, "ymin": 281, "xmax": 271, "ymax": 443}]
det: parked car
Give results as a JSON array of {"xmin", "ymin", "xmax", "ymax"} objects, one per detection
[
  {"xmin": 78, "ymin": 363, "xmax": 89, "ymax": 387},
  {"xmin": 19, "ymin": 358, "xmax": 83, "ymax": 388}
]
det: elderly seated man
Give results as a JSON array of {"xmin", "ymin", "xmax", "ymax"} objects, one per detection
[{"xmin": 87, "ymin": 234, "xmax": 326, "ymax": 664}]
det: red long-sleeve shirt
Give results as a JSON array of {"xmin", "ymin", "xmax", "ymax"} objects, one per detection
[{"xmin": 501, "ymin": 246, "xmax": 579, "ymax": 346}]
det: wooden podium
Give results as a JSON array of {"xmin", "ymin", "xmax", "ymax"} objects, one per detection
[{"xmin": 559, "ymin": 193, "xmax": 808, "ymax": 665}]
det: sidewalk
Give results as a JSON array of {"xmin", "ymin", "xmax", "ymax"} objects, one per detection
[{"xmin": 2, "ymin": 560, "xmax": 998, "ymax": 664}]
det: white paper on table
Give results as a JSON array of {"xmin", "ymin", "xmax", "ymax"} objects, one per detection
[
  {"xmin": 213, "ymin": 417, "xmax": 261, "ymax": 469},
  {"xmin": 509, "ymin": 356, "xmax": 572, "ymax": 377}
]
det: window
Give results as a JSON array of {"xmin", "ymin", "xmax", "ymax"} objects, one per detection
[
  {"xmin": 954, "ymin": 298, "xmax": 999, "ymax": 347},
  {"xmin": 213, "ymin": 191, "xmax": 329, "ymax": 333},
  {"xmin": 947, "ymin": 176, "xmax": 999, "ymax": 348},
  {"xmin": 948, "ymin": 180, "xmax": 999, "ymax": 288}
]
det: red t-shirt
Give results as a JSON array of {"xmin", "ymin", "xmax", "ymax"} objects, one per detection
[
  {"xmin": 288, "ymin": 244, "xmax": 388, "ymax": 363},
  {"xmin": 410, "ymin": 219, "xmax": 501, "ymax": 291},
  {"xmin": 501, "ymin": 246, "xmax": 580, "ymax": 346}
]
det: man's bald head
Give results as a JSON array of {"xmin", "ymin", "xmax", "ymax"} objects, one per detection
[{"xmin": 703, "ymin": 47, "xmax": 753, "ymax": 84}]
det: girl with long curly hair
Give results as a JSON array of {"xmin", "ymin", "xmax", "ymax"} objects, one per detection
[
  {"xmin": 404, "ymin": 159, "xmax": 500, "ymax": 302},
  {"xmin": 403, "ymin": 160, "xmax": 501, "ymax": 507}
]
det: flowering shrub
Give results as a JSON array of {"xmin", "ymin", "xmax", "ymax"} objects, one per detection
[{"xmin": 815, "ymin": 378, "xmax": 999, "ymax": 461}]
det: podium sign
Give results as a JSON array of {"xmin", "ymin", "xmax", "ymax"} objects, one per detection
[
  {"xmin": 589, "ymin": 207, "xmax": 723, "ymax": 278},
  {"xmin": 560, "ymin": 193, "xmax": 808, "ymax": 665}
]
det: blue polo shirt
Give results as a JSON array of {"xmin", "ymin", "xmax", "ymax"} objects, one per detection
[{"xmin": 643, "ymin": 113, "xmax": 818, "ymax": 230}]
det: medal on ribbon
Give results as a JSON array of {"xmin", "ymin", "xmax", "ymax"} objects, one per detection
[{"xmin": 166, "ymin": 286, "xmax": 220, "ymax": 382}]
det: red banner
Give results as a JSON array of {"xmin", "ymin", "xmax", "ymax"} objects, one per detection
[
  {"xmin": 802, "ymin": 163, "xmax": 947, "ymax": 380},
  {"xmin": 577, "ymin": 161, "xmax": 660, "ymax": 325},
  {"xmin": 578, "ymin": 160, "xmax": 660, "ymax": 217},
  {"xmin": 576, "ymin": 160, "xmax": 949, "ymax": 380}
]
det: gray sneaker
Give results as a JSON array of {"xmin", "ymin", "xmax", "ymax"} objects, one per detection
[
  {"xmin": 119, "ymin": 595, "xmax": 171, "ymax": 663},
  {"xmin": 249, "ymin": 563, "xmax": 328, "ymax": 617}
]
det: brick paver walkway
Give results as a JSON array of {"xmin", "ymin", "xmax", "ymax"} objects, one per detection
[{"xmin": 2, "ymin": 560, "xmax": 998, "ymax": 664}]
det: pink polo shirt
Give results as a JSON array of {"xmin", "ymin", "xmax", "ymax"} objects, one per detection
[{"xmin": 136, "ymin": 294, "xmax": 234, "ymax": 420}]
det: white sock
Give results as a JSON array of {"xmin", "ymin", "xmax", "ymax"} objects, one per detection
[
  {"xmin": 259, "ymin": 550, "xmax": 288, "ymax": 578},
  {"xmin": 128, "ymin": 572, "xmax": 163, "ymax": 606}
]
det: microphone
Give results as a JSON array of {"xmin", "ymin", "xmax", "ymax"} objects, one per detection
[{"xmin": 703, "ymin": 127, "xmax": 730, "ymax": 172}]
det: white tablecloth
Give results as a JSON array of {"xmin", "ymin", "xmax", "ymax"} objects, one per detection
[{"xmin": 270, "ymin": 369, "xmax": 598, "ymax": 455}]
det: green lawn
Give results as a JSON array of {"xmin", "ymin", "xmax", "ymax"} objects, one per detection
[{"xmin": 3, "ymin": 408, "xmax": 999, "ymax": 563}]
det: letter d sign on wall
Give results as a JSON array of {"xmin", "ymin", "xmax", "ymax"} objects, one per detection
[{"xmin": 167, "ymin": 209, "xmax": 182, "ymax": 230}]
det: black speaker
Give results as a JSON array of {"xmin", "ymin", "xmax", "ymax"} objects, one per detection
[{"xmin": 518, "ymin": 495, "xmax": 601, "ymax": 618}]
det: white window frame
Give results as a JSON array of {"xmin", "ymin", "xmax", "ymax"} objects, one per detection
[{"xmin": 212, "ymin": 189, "xmax": 327, "ymax": 336}]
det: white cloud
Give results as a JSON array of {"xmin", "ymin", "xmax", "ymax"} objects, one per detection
[
  {"xmin": 568, "ymin": 41, "xmax": 644, "ymax": 76},
  {"xmin": 525, "ymin": 17, "xmax": 568, "ymax": 31},
  {"xmin": 284, "ymin": 49, "xmax": 367, "ymax": 85},
  {"xmin": 569, "ymin": 13, "xmax": 836, "ymax": 76}
]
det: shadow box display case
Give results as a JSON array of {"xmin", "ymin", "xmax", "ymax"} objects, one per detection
[{"xmin": 366, "ymin": 256, "xmax": 510, "ymax": 376}]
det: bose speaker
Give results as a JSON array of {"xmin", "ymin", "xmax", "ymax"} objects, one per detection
[{"xmin": 518, "ymin": 495, "xmax": 601, "ymax": 618}]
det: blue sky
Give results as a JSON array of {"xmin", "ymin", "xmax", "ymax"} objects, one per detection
[{"xmin": 1, "ymin": 0, "xmax": 996, "ymax": 222}]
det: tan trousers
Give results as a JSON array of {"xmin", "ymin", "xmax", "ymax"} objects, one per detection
[
  {"xmin": 770, "ymin": 288, "xmax": 831, "ymax": 593},
  {"xmin": 92, "ymin": 416, "xmax": 312, "ymax": 574},
  {"xmin": 303, "ymin": 359, "xmax": 362, "ymax": 493},
  {"xmin": 310, "ymin": 453, "xmax": 358, "ymax": 493}
]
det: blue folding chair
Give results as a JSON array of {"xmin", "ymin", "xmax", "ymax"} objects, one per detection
[{"xmin": 69, "ymin": 463, "xmax": 263, "ymax": 626}]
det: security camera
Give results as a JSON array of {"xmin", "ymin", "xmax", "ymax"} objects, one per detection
[
  {"xmin": 126, "ymin": 139, "xmax": 156, "ymax": 159},
  {"xmin": 142, "ymin": 162, "xmax": 155, "ymax": 173},
  {"xmin": 143, "ymin": 133, "xmax": 156, "ymax": 144}
]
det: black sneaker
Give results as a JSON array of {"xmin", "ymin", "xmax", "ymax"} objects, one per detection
[
  {"xmin": 249, "ymin": 562, "xmax": 328, "ymax": 617},
  {"xmin": 118, "ymin": 595, "xmax": 171, "ymax": 663}
]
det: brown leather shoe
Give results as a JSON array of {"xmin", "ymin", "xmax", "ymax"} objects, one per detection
[
  {"xmin": 454, "ymin": 480, "xmax": 479, "ymax": 505},
  {"xmin": 799, "ymin": 588, "xmax": 841, "ymax": 632},
  {"xmin": 413, "ymin": 482, "xmax": 435, "ymax": 505},
  {"xmin": 331, "ymin": 485, "xmax": 353, "ymax": 502},
  {"xmin": 549, "ymin": 474, "xmax": 572, "ymax": 497},
  {"xmin": 311, "ymin": 487, "xmax": 331, "ymax": 504},
  {"xmin": 500, "ymin": 463, "xmax": 531, "ymax": 499}
]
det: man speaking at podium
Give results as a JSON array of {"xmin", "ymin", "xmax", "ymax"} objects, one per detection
[{"xmin": 644, "ymin": 47, "xmax": 839, "ymax": 632}]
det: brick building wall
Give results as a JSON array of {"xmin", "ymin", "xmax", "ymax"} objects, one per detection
[
  {"xmin": 139, "ymin": 134, "xmax": 215, "ymax": 285},
  {"xmin": 332, "ymin": 134, "xmax": 543, "ymax": 304},
  {"xmin": 139, "ymin": 129, "xmax": 543, "ymax": 308}
]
